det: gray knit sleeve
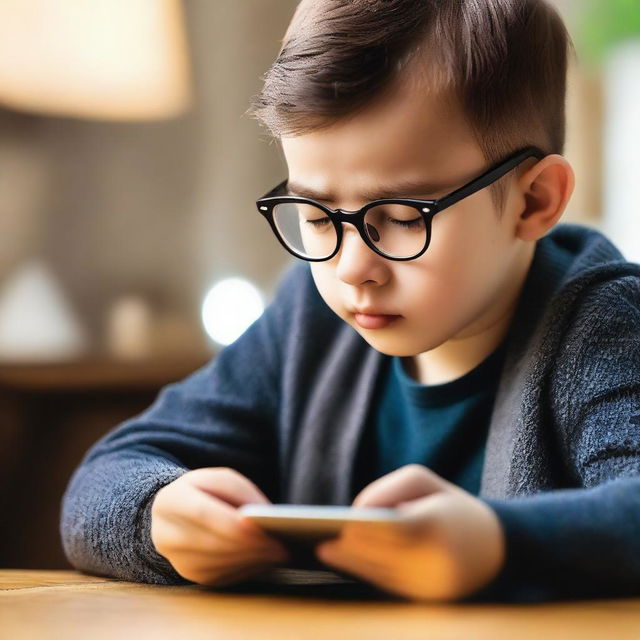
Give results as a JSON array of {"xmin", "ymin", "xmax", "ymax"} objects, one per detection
[
  {"xmin": 60, "ymin": 263, "xmax": 307, "ymax": 584},
  {"xmin": 550, "ymin": 274, "xmax": 640, "ymax": 485},
  {"xmin": 61, "ymin": 455, "xmax": 190, "ymax": 584},
  {"xmin": 470, "ymin": 272, "xmax": 640, "ymax": 603}
]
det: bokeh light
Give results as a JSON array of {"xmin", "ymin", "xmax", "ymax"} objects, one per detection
[{"xmin": 201, "ymin": 277, "xmax": 264, "ymax": 347}]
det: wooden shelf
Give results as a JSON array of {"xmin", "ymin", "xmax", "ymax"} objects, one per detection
[
  {"xmin": 0, "ymin": 352, "xmax": 214, "ymax": 392},
  {"xmin": 0, "ymin": 350, "xmax": 215, "ymax": 570}
]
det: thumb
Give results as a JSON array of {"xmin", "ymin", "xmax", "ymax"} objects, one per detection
[
  {"xmin": 188, "ymin": 467, "xmax": 271, "ymax": 507},
  {"xmin": 352, "ymin": 464, "xmax": 454, "ymax": 508}
]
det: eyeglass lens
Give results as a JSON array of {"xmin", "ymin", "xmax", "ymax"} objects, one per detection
[{"xmin": 272, "ymin": 202, "xmax": 427, "ymax": 259}]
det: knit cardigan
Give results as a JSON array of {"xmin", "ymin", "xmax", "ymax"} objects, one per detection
[{"xmin": 60, "ymin": 222, "xmax": 640, "ymax": 601}]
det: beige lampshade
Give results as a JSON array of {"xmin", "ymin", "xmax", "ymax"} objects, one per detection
[{"xmin": 0, "ymin": 0, "xmax": 191, "ymax": 120}]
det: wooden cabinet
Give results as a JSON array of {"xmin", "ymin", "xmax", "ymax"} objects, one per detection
[{"xmin": 0, "ymin": 355, "xmax": 210, "ymax": 569}]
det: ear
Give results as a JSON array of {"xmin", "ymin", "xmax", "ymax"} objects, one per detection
[{"xmin": 514, "ymin": 154, "xmax": 575, "ymax": 242}]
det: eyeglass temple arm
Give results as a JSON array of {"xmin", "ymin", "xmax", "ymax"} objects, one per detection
[
  {"xmin": 259, "ymin": 179, "xmax": 289, "ymax": 201},
  {"xmin": 435, "ymin": 147, "xmax": 545, "ymax": 212}
]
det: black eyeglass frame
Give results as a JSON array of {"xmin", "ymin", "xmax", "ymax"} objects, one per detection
[{"xmin": 256, "ymin": 146, "xmax": 545, "ymax": 262}]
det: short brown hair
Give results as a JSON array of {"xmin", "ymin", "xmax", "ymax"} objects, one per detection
[{"xmin": 250, "ymin": 0, "xmax": 574, "ymax": 212}]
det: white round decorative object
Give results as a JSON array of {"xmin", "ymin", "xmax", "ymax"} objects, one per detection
[{"xmin": 0, "ymin": 260, "xmax": 88, "ymax": 361}]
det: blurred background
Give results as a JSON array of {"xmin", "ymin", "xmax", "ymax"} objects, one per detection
[{"xmin": 0, "ymin": 0, "xmax": 638, "ymax": 569}]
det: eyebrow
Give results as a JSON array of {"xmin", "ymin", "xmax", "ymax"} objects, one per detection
[{"xmin": 285, "ymin": 177, "xmax": 456, "ymax": 203}]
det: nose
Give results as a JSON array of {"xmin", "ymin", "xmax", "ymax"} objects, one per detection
[{"xmin": 334, "ymin": 223, "xmax": 389, "ymax": 286}]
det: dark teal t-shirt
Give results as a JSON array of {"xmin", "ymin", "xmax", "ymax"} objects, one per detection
[{"xmin": 353, "ymin": 338, "xmax": 509, "ymax": 499}]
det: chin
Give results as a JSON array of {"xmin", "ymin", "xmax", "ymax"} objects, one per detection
[{"xmin": 353, "ymin": 331, "xmax": 428, "ymax": 358}]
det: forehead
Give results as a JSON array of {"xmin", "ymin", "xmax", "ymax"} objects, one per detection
[{"xmin": 280, "ymin": 82, "xmax": 485, "ymax": 197}]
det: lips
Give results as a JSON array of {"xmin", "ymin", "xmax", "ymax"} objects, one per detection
[
  {"xmin": 353, "ymin": 310, "xmax": 401, "ymax": 330},
  {"xmin": 352, "ymin": 306, "xmax": 397, "ymax": 316}
]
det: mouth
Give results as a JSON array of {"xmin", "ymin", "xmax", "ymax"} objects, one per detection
[{"xmin": 353, "ymin": 312, "xmax": 402, "ymax": 330}]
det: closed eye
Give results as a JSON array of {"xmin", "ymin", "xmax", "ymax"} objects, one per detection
[
  {"xmin": 305, "ymin": 218, "xmax": 331, "ymax": 227},
  {"xmin": 389, "ymin": 217, "xmax": 423, "ymax": 228}
]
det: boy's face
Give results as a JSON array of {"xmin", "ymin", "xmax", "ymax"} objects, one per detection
[{"xmin": 280, "ymin": 84, "xmax": 533, "ymax": 358}]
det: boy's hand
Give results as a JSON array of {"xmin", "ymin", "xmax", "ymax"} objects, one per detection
[
  {"xmin": 314, "ymin": 464, "xmax": 505, "ymax": 602},
  {"xmin": 150, "ymin": 467, "xmax": 290, "ymax": 586}
]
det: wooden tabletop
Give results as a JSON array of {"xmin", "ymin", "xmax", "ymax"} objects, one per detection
[{"xmin": 2, "ymin": 570, "xmax": 640, "ymax": 640}]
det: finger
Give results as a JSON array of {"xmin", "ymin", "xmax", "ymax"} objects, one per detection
[
  {"xmin": 337, "ymin": 522, "xmax": 430, "ymax": 562},
  {"xmin": 340, "ymin": 520, "xmax": 427, "ymax": 547},
  {"xmin": 316, "ymin": 541, "xmax": 394, "ymax": 587},
  {"xmin": 395, "ymin": 492, "xmax": 452, "ymax": 525},
  {"xmin": 188, "ymin": 467, "xmax": 277, "ymax": 538},
  {"xmin": 158, "ymin": 516, "xmax": 290, "ymax": 559},
  {"xmin": 176, "ymin": 545, "xmax": 289, "ymax": 572},
  {"xmin": 318, "ymin": 534, "xmax": 395, "ymax": 573},
  {"xmin": 189, "ymin": 467, "xmax": 272, "ymax": 508},
  {"xmin": 183, "ymin": 554, "xmax": 284, "ymax": 587},
  {"xmin": 169, "ymin": 485, "xmax": 286, "ymax": 550},
  {"xmin": 352, "ymin": 464, "xmax": 454, "ymax": 508},
  {"xmin": 317, "ymin": 540, "xmax": 424, "ymax": 600}
]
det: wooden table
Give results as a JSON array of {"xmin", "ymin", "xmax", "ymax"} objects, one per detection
[{"xmin": 2, "ymin": 570, "xmax": 640, "ymax": 640}]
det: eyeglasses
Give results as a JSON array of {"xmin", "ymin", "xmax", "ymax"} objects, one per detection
[{"xmin": 256, "ymin": 146, "xmax": 545, "ymax": 262}]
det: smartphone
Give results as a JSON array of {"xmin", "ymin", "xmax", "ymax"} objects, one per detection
[{"xmin": 237, "ymin": 504, "xmax": 402, "ymax": 543}]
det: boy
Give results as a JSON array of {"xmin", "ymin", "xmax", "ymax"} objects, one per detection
[{"xmin": 61, "ymin": 0, "xmax": 640, "ymax": 603}]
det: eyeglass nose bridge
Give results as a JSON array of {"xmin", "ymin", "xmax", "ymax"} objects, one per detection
[
  {"xmin": 332, "ymin": 207, "xmax": 370, "ymax": 236},
  {"xmin": 332, "ymin": 207, "xmax": 362, "ymax": 219},
  {"xmin": 330, "ymin": 207, "xmax": 387, "ymax": 254}
]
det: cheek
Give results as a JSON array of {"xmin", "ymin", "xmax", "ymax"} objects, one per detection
[
  {"xmin": 405, "ymin": 215, "xmax": 507, "ymax": 325},
  {"xmin": 428, "ymin": 201, "xmax": 505, "ymax": 286},
  {"xmin": 310, "ymin": 264, "xmax": 345, "ymax": 314}
]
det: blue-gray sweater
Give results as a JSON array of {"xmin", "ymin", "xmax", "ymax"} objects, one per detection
[{"xmin": 60, "ymin": 223, "xmax": 640, "ymax": 601}]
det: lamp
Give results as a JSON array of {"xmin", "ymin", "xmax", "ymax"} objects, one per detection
[{"xmin": 0, "ymin": 0, "xmax": 191, "ymax": 121}]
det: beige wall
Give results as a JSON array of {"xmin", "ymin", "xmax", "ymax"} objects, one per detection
[{"xmin": 0, "ymin": 1, "xmax": 298, "ymax": 349}]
